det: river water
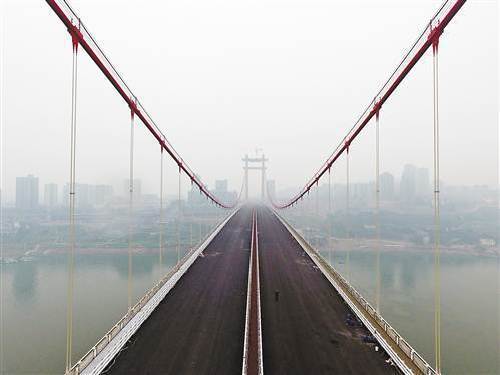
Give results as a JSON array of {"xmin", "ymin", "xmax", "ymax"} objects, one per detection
[
  {"xmin": 1, "ymin": 250, "xmax": 498, "ymax": 374},
  {"xmin": 323, "ymin": 249, "xmax": 499, "ymax": 375}
]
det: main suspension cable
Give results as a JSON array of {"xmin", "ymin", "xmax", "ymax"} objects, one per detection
[
  {"xmin": 47, "ymin": 0, "xmax": 240, "ymax": 209},
  {"xmin": 266, "ymin": 0, "xmax": 465, "ymax": 210}
]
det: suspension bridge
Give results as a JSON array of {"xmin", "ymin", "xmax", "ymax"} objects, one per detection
[{"xmin": 40, "ymin": 0, "xmax": 469, "ymax": 374}]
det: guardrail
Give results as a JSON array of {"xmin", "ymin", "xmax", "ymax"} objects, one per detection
[
  {"xmin": 242, "ymin": 209, "xmax": 264, "ymax": 375},
  {"xmin": 275, "ymin": 210, "xmax": 437, "ymax": 375},
  {"xmin": 67, "ymin": 209, "xmax": 238, "ymax": 375},
  {"xmin": 255, "ymin": 213, "xmax": 264, "ymax": 375}
]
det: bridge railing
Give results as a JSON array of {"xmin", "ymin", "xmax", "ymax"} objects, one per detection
[
  {"xmin": 322, "ymin": 257, "xmax": 436, "ymax": 375},
  {"xmin": 67, "ymin": 209, "xmax": 235, "ymax": 375},
  {"xmin": 276, "ymin": 211, "xmax": 437, "ymax": 375}
]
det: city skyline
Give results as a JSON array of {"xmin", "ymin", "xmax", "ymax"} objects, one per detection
[
  {"xmin": 9, "ymin": 162, "xmax": 497, "ymax": 209},
  {"xmin": 2, "ymin": 1, "xmax": 497, "ymax": 205},
  {"xmin": 0, "ymin": 2, "xmax": 497, "ymax": 374}
]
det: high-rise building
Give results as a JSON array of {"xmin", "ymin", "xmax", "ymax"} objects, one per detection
[
  {"xmin": 62, "ymin": 183, "xmax": 70, "ymax": 207},
  {"xmin": 63, "ymin": 183, "xmax": 113, "ymax": 208},
  {"xmin": 379, "ymin": 172, "xmax": 395, "ymax": 201},
  {"xmin": 95, "ymin": 184, "xmax": 113, "ymax": 206},
  {"xmin": 76, "ymin": 184, "xmax": 91, "ymax": 208},
  {"xmin": 211, "ymin": 179, "xmax": 237, "ymax": 206},
  {"xmin": 416, "ymin": 167, "xmax": 430, "ymax": 197},
  {"xmin": 44, "ymin": 183, "xmax": 58, "ymax": 208},
  {"xmin": 400, "ymin": 164, "xmax": 417, "ymax": 202},
  {"xmin": 188, "ymin": 175, "xmax": 207, "ymax": 207},
  {"xmin": 351, "ymin": 182, "xmax": 372, "ymax": 207},
  {"xmin": 124, "ymin": 179, "xmax": 142, "ymax": 200},
  {"xmin": 63, "ymin": 183, "xmax": 92, "ymax": 208},
  {"xmin": 16, "ymin": 175, "xmax": 39, "ymax": 209},
  {"xmin": 333, "ymin": 184, "xmax": 347, "ymax": 210}
]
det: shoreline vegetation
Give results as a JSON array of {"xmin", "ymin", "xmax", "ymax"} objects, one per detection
[{"xmin": 1, "ymin": 236, "xmax": 498, "ymax": 264}]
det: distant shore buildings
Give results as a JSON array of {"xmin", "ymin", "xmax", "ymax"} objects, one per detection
[{"xmin": 16, "ymin": 175, "xmax": 39, "ymax": 210}]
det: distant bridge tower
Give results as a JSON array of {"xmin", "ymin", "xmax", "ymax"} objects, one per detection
[{"xmin": 242, "ymin": 153, "xmax": 268, "ymax": 200}]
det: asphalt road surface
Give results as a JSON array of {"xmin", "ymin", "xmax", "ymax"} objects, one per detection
[
  {"xmin": 107, "ymin": 207, "xmax": 252, "ymax": 375},
  {"xmin": 258, "ymin": 206, "xmax": 395, "ymax": 375}
]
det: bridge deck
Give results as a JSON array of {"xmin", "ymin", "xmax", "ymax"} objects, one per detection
[
  {"xmin": 258, "ymin": 207, "xmax": 394, "ymax": 374},
  {"xmin": 106, "ymin": 207, "xmax": 252, "ymax": 375}
]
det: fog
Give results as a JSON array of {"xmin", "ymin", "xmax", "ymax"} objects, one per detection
[
  {"xmin": 1, "ymin": 0, "xmax": 497, "ymax": 201},
  {"xmin": 1, "ymin": 2, "xmax": 499, "ymax": 374}
]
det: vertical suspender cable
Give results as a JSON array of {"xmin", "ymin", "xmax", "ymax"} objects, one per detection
[
  {"xmin": 309, "ymin": 190, "xmax": 312, "ymax": 244},
  {"xmin": 177, "ymin": 168, "xmax": 181, "ymax": 265},
  {"xmin": 198, "ymin": 189, "xmax": 202, "ymax": 244},
  {"xmin": 199, "ymin": 214, "xmax": 202, "ymax": 245},
  {"xmin": 128, "ymin": 104, "xmax": 135, "ymax": 312},
  {"xmin": 328, "ymin": 169, "xmax": 332, "ymax": 266},
  {"xmin": 315, "ymin": 183, "xmax": 319, "ymax": 248},
  {"xmin": 65, "ymin": 38, "xmax": 78, "ymax": 374},
  {"xmin": 213, "ymin": 204, "xmax": 216, "ymax": 229},
  {"xmin": 346, "ymin": 147, "xmax": 351, "ymax": 283},
  {"xmin": 315, "ymin": 182, "xmax": 319, "ymax": 216},
  {"xmin": 375, "ymin": 111, "xmax": 381, "ymax": 312},
  {"xmin": 215, "ymin": 205, "xmax": 218, "ymax": 228},
  {"xmin": 190, "ymin": 210, "xmax": 193, "ymax": 248},
  {"xmin": 0, "ymin": 11, "xmax": 3, "ymax": 372},
  {"xmin": 432, "ymin": 35, "xmax": 442, "ymax": 375},
  {"xmin": 159, "ymin": 147, "xmax": 164, "ymax": 274},
  {"xmin": 307, "ymin": 191, "xmax": 311, "ymax": 243}
]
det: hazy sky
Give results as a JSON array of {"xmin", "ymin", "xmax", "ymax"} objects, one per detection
[{"xmin": 1, "ymin": 0, "xmax": 498, "ymax": 201}]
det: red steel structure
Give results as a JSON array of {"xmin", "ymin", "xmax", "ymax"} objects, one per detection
[
  {"xmin": 270, "ymin": 0, "xmax": 466, "ymax": 209},
  {"xmin": 46, "ymin": 0, "xmax": 237, "ymax": 209},
  {"xmin": 41, "ymin": 2, "xmax": 470, "ymax": 374}
]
